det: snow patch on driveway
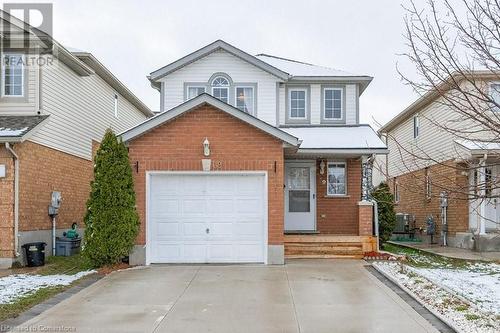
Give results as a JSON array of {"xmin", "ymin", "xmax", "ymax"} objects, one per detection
[{"xmin": 0, "ymin": 271, "xmax": 96, "ymax": 304}]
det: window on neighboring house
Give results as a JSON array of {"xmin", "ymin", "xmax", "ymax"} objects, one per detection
[
  {"xmin": 413, "ymin": 114, "xmax": 420, "ymax": 139},
  {"xmin": 324, "ymin": 88, "xmax": 343, "ymax": 120},
  {"xmin": 187, "ymin": 86, "xmax": 205, "ymax": 100},
  {"xmin": 425, "ymin": 168, "xmax": 432, "ymax": 200},
  {"xmin": 485, "ymin": 167, "xmax": 493, "ymax": 197},
  {"xmin": 2, "ymin": 54, "xmax": 24, "ymax": 97},
  {"xmin": 327, "ymin": 162, "xmax": 346, "ymax": 195},
  {"xmin": 114, "ymin": 94, "xmax": 118, "ymax": 118},
  {"xmin": 491, "ymin": 83, "xmax": 500, "ymax": 111},
  {"xmin": 289, "ymin": 89, "xmax": 307, "ymax": 119},
  {"xmin": 235, "ymin": 86, "xmax": 254, "ymax": 114},
  {"xmin": 211, "ymin": 76, "xmax": 229, "ymax": 103},
  {"xmin": 394, "ymin": 179, "xmax": 400, "ymax": 203}
]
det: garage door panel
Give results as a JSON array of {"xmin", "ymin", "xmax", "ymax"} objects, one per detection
[
  {"xmin": 149, "ymin": 174, "xmax": 266, "ymax": 263},
  {"xmin": 206, "ymin": 198, "xmax": 235, "ymax": 214}
]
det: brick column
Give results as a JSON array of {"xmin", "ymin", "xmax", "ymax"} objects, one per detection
[{"xmin": 358, "ymin": 201, "xmax": 373, "ymax": 236}]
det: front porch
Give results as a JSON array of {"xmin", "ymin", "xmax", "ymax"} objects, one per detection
[{"xmin": 284, "ymin": 234, "xmax": 378, "ymax": 259}]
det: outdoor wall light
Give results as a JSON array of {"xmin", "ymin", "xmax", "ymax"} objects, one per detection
[
  {"xmin": 203, "ymin": 138, "xmax": 210, "ymax": 157},
  {"xmin": 320, "ymin": 160, "xmax": 326, "ymax": 175}
]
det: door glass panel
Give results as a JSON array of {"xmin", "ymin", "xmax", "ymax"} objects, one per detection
[
  {"xmin": 289, "ymin": 190, "xmax": 310, "ymax": 212},
  {"xmin": 287, "ymin": 167, "xmax": 310, "ymax": 189}
]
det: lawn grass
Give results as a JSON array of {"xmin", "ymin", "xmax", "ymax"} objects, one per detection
[
  {"xmin": 0, "ymin": 254, "xmax": 94, "ymax": 322},
  {"xmin": 382, "ymin": 243, "xmax": 472, "ymax": 269}
]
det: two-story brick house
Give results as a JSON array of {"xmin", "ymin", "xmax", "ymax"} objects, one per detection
[
  {"xmin": 378, "ymin": 72, "xmax": 500, "ymax": 251},
  {"xmin": 120, "ymin": 40, "xmax": 387, "ymax": 265},
  {"xmin": 0, "ymin": 12, "xmax": 153, "ymax": 267}
]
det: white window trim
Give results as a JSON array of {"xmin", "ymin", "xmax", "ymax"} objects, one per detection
[
  {"xmin": 288, "ymin": 88, "xmax": 308, "ymax": 119},
  {"xmin": 211, "ymin": 86, "xmax": 229, "ymax": 103},
  {"xmin": 326, "ymin": 161, "xmax": 347, "ymax": 196},
  {"xmin": 234, "ymin": 85, "xmax": 255, "ymax": 114},
  {"xmin": 186, "ymin": 85, "xmax": 206, "ymax": 100},
  {"xmin": 413, "ymin": 114, "xmax": 420, "ymax": 139},
  {"xmin": 323, "ymin": 87, "xmax": 343, "ymax": 120},
  {"xmin": 1, "ymin": 53, "xmax": 24, "ymax": 98},
  {"xmin": 489, "ymin": 81, "xmax": 500, "ymax": 111},
  {"xmin": 114, "ymin": 94, "xmax": 119, "ymax": 118}
]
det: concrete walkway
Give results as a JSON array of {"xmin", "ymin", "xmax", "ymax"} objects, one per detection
[
  {"xmin": 389, "ymin": 241, "xmax": 500, "ymax": 261},
  {"xmin": 12, "ymin": 260, "xmax": 438, "ymax": 333}
]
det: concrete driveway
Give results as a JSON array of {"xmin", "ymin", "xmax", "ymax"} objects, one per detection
[{"xmin": 15, "ymin": 260, "xmax": 438, "ymax": 333}]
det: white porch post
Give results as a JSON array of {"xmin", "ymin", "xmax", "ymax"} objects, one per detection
[{"xmin": 478, "ymin": 157, "xmax": 487, "ymax": 235}]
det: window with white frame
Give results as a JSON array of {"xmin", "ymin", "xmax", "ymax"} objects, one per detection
[
  {"xmin": 187, "ymin": 86, "xmax": 205, "ymax": 100},
  {"xmin": 324, "ymin": 88, "xmax": 343, "ymax": 120},
  {"xmin": 2, "ymin": 54, "xmax": 24, "ymax": 97},
  {"xmin": 413, "ymin": 114, "xmax": 420, "ymax": 139},
  {"xmin": 491, "ymin": 83, "xmax": 500, "ymax": 111},
  {"xmin": 289, "ymin": 89, "xmax": 306, "ymax": 119},
  {"xmin": 425, "ymin": 168, "xmax": 432, "ymax": 200},
  {"xmin": 114, "ymin": 94, "xmax": 118, "ymax": 118},
  {"xmin": 211, "ymin": 76, "xmax": 229, "ymax": 103},
  {"xmin": 394, "ymin": 179, "xmax": 400, "ymax": 203},
  {"xmin": 235, "ymin": 86, "xmax": 254, "ymax": 114},
  {"xmin": 327, "ymin": 162, "xmax": 346, "ymax": 195}
]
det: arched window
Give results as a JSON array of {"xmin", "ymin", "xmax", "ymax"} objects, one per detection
[{"xmin": 211, "ymin": 76, "xmax": 229, "ymax": 103}]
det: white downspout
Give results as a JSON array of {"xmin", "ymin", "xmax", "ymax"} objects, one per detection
[{"xmin": 5, "ymin": 143, "xmax": 20, "ymax": 257}]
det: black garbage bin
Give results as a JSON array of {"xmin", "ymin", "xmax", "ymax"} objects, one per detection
[{"xmin": 22, "ymin": 242, "xmax": 47, "ymax": 267}]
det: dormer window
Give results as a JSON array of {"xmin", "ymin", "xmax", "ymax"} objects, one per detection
[{"xmin": 211, "ymin": 76, "xmax": 229, "ymax": 103}]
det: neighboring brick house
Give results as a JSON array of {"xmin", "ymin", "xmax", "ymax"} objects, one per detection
[
  {"xmin": 0, "ymin": 14, "xmax": 153, "ymax": 268},
  {"xmin": 120, "ymin": 40, "xmax": 387, "ymax": 265},
  {"xmin": 377, "ymin": 73, "xmax": 500, "ymax": 251}
]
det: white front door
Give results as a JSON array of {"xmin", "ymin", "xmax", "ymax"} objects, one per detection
[
  {"xmin": 284, "ymin": 162, "xmax": 316, "ymax": 231},
  {"xmin": 148, "ymin": 173, "xmax": 266, "ymax": 263},
  {"xmin": 485, "ymin": 166, "xmax": 500, "ymax": 231}
]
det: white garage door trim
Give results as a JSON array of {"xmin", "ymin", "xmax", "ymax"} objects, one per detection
[{"xmin": 145, "ymin": 171, "xmax": 268, "ymax": 264}]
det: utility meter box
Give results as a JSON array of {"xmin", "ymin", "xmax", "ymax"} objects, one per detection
[
  {"xmin": 51, "ymin": 191, "xmax": 61, "ymax": 208},
  {"xmin": 440, "ymin": 192, "xmax": 448, "ymax": 208}
]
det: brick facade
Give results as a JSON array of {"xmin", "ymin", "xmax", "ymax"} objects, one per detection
[
  {"xmin": 390, "ymin": 160, "xmax": 469, "ymax": 237},
  {"xmin": 0, "ymin": 141, "xmax": 93, "ymax": 259},
  {"xmin": 127, "ymin": 105, "xmax": 285, "ymax": 246},
  {"xmin": 316, "ymin": 159, "xmax": 362, "ymax": 234}
]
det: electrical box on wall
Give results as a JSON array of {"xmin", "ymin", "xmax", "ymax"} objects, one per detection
[
  {"xmin": 0, "ymin": 164, "xmax": 5, "ymax": 178},
  {"xmin": 51, "ymin": 191, "xmax": 61, "ymax": 208}
]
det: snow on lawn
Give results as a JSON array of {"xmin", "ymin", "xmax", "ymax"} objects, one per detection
[
  {"xmin": 408, "ymin": 264, "xmax": 500, "ymax": 315},
  {"xmin": 374, "ymin": 261, "xmax": 500, "ymax": 333},
  {"xmin": 0, "ymin": 270, "xmax": 95, "ymax": 304}
]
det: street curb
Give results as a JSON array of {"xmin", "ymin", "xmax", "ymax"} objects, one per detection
[
  {"xmin": 0, "ymin": 274, "xmax": 103, "ymax": 332},
  {"xmin": 369, "ymin": 264, "xmax": 460, "ymax": 333}
]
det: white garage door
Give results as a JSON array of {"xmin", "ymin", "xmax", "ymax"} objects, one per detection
[{"xmin": 148, "ymin": 173, "xmax": 267, "ymax": 263}]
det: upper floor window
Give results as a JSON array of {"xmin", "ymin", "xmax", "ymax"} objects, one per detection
[
  {"xmin": 235, "ymin": 86, "xmax": 254, "ymax": 114},
  {"xmin": 114, "ymin": 94, "xmax": 119, "ymax": 118},
  {"xmin": 187, "ymin": 86, "xmax": 205, "ymax": 100},
  {"xmin": 289, "ymin": 88, "xmax": 307, "ymax": 119},
  {"xmin": 491, "ymin": 83, "xmax": 500, "ymax": 111},
  {"xmin": 2, "ymin": 54, "xmax": 24, "ymax": 97},
  {"xmin": 327, "ymin": 162, "xmax": 346, "ymax": 195},
  {"xmin": 413, "ymin": 114, "xmax": 420, "ymax": 139},
  {"xmin": 323, "ymin": 88, "xmax": 343, "ymax": 120},
  {"xmin": 394, "ymin": 179, "xmax": 400, "ymax": 203},
  {"xmin": 211, "ymin": 76, "xmax": 229, "ymax": 103}
]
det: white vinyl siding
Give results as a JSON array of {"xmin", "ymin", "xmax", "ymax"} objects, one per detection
[
  {"xmin": 29, "ymin": 56, "xmax": 147, "ymax": 160},
  {"xmin": 160, "ymin": 49, "xmax": 281, "ymax": 125}
]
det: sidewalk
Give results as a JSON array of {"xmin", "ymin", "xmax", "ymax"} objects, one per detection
[{"xmin": 389, "ymin": 241, "xmax": 500, "ymax": 262}]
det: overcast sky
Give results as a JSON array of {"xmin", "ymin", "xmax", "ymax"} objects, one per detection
[{"xmin": 31, "ymin": 0, "xmax": 419, "ymax": 127}]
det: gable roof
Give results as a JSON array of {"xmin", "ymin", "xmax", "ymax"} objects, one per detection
[
  {"xmin": 0, "ymin": 115, "xmax": 49, "ymax": 142},
  {"xmin": 149, "ymin": 40, "xmax": 290, "ymax": 82},
  {"xmin": 379, "ymin": 70, "xmax": 500, "ymax": 133},
  {"xmin": 119, "ymin": 93, "xmax": 300, "ymax": 146}
]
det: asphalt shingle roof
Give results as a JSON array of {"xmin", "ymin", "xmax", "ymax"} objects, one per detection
[{"xmin": 0, "ymin": 115, "xmax": 49, "ymax": 141}]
